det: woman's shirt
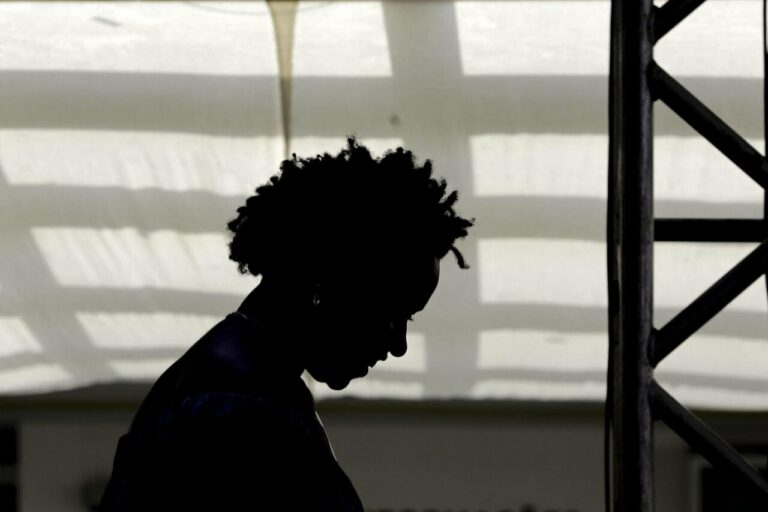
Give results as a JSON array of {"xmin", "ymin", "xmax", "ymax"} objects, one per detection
[{"xmin": 96, "ymin": 313, "xmax": 365, "ymax": 511}]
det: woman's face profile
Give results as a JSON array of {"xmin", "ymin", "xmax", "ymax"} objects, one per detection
[{"xmin": 304, "ymin": 254, "xmax": 440, "ymax": 390}]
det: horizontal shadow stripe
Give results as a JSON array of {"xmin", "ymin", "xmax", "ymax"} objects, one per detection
[
  {"xmin": 98, "ymin": 347, "xmax": 199, "ymax": 359},
  {"xmin": 0, "ymin": 353, "xmax": 58, "ymax": 373},
  {"xmin": 469, "ymin": 197, "xmax": 764, "ymax": 240},
  {"xmin": 0, "ymin": 288, "xmax": 244, "ymax": 316},
  {"xmin": 302, "ymin": 365, "xmax": 768, "ymax": 398},
  {"xmin": 13, "ymin": 299, "xmax": 755, "ymax": 339},
  {"xmin": 0, "ymin": 381, "xmax": 154, "ymax": 406},
  {"xmin": 1, "ymin": 185, "xmax": 763, "ymax": 241},
  {"xmin": 0, "ymin": 350, "xmax": 180, "ymax": 374},
  {"xmin": 0, "ymin": 355, "xmax": 762, "ymax": 399},
  {"xmin": 476, "ymin": 366, "xmax": 768, "ymax": 396},
  {"xmin": 0, "ymin": 185, "xmax": 246, "ymax": 232},
  {"xmin": 0, "ymin": 71, "xmax": 280, "ymax": 135},
  {"xmin": 0, "ymin": 71, "xmax": 761, "ymax": 136},
  {"xmin": 467, "ymin": 303, "xmax": 768, "ymax": 339}
]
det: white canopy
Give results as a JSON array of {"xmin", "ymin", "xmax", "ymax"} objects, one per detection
[{"xmin": 1, "ymin": 0, "xmax": 767, "ymax": 410}]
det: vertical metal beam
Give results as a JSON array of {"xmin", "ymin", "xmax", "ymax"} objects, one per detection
[
  {"xmin": 763, "ymin": 0, "xmax": 768, "ymax": 326},
  {"xmin": 611, "ymin": 0, "xmax": 768, "ymax": 509},
  {"xmin": 609, "ymin": 0, "xmax": 655, "ymax": 509}
]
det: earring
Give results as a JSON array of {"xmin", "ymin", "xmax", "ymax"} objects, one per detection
[{"xmin": 312, "ymin": 283, "xmax": 321, "ymax": 306}]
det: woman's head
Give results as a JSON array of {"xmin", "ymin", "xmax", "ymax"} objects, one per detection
[
  {"xmin": 227, "ymin": 136, "xmax": 475, "ymax": 389},
  {"xmin": 297, "ymin": 249, "xmax": 441, "ymax": 390}
]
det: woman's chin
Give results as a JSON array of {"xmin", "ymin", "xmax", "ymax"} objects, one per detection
[
  {"xmin": 308, "ymin": 362, "xmax": 371, "ymax": 390},
  {"xmin": 325, "ymin": 369, "xmax": 368, "ymax": 390},
  {"xmin": 326, "ymin": 378, "xmax": 351, "ymax": 390}
]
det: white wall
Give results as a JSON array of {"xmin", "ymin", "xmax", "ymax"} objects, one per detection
[
  {"xmin": 20, "ymin": 418, "xmax": 127, "ymax": 512},
  {"xmin": 322, "ymin": 407, "xmax": 692, "ymax": 512},
  {"xmin": 327, "ymin": 411, "xmax": 607, "ymax": 511},
  {"xmin": 15, "ymin": 402, "xmax": 740, "ymax": 512}
]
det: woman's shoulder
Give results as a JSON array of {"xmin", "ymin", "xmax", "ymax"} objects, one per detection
[
  {"xmin": 183, "ymin": 312, "xmax": 252, "ymax": 366},
  {"xmin": 175, "ymin": 311, "xmax": 315, "ymax": 414},
  {"xmin": 173, "ymin": 313, "xmax": 268, "ymax": 393},
  {"xmin": 132, "ymin": 312, "xmax": 311, "ymax": 432}
]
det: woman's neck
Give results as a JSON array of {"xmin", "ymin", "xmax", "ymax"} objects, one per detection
[{"xmin": 235, "ymin": 280, "xmax": 308, "ymax": 379}]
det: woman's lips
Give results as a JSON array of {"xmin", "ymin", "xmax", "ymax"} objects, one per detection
[{"xmin": 368, "ymin": 352, "xmax": 388, "ymax": 367}]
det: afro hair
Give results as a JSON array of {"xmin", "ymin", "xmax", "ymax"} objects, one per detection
[{"xmin": 227, "ymin": 135, "xmax": 475, "ymax": 283}]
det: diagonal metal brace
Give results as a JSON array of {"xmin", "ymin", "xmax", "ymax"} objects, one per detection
[
  {"xmin": 650, "ymin": 63, "xmax": 768, "ymax": 189},
  {"xmin": 652, "ymin": 237, "xmax": 768, "ymax": 366},
  {"xmin": 653, "ymin": 0, "xmax": 708, "ymax": 43},
  {"xmin": 650, "ymin": 381, "xmax": 768, "ymax": 501}
]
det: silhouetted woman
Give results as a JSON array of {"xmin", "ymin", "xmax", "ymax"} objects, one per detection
[{"xmin": 96, "ymin": 136, "xmax": 475, "ymax": 511}]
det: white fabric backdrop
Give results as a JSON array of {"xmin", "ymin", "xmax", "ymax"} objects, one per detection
[{"xmin": 0, "ymin": 0, "xmax": 767, "ymax": 409}]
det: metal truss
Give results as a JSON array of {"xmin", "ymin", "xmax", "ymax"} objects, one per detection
[{"xmin": 608, "ymin": 0, "xmax": 768, "ymax": 510}]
